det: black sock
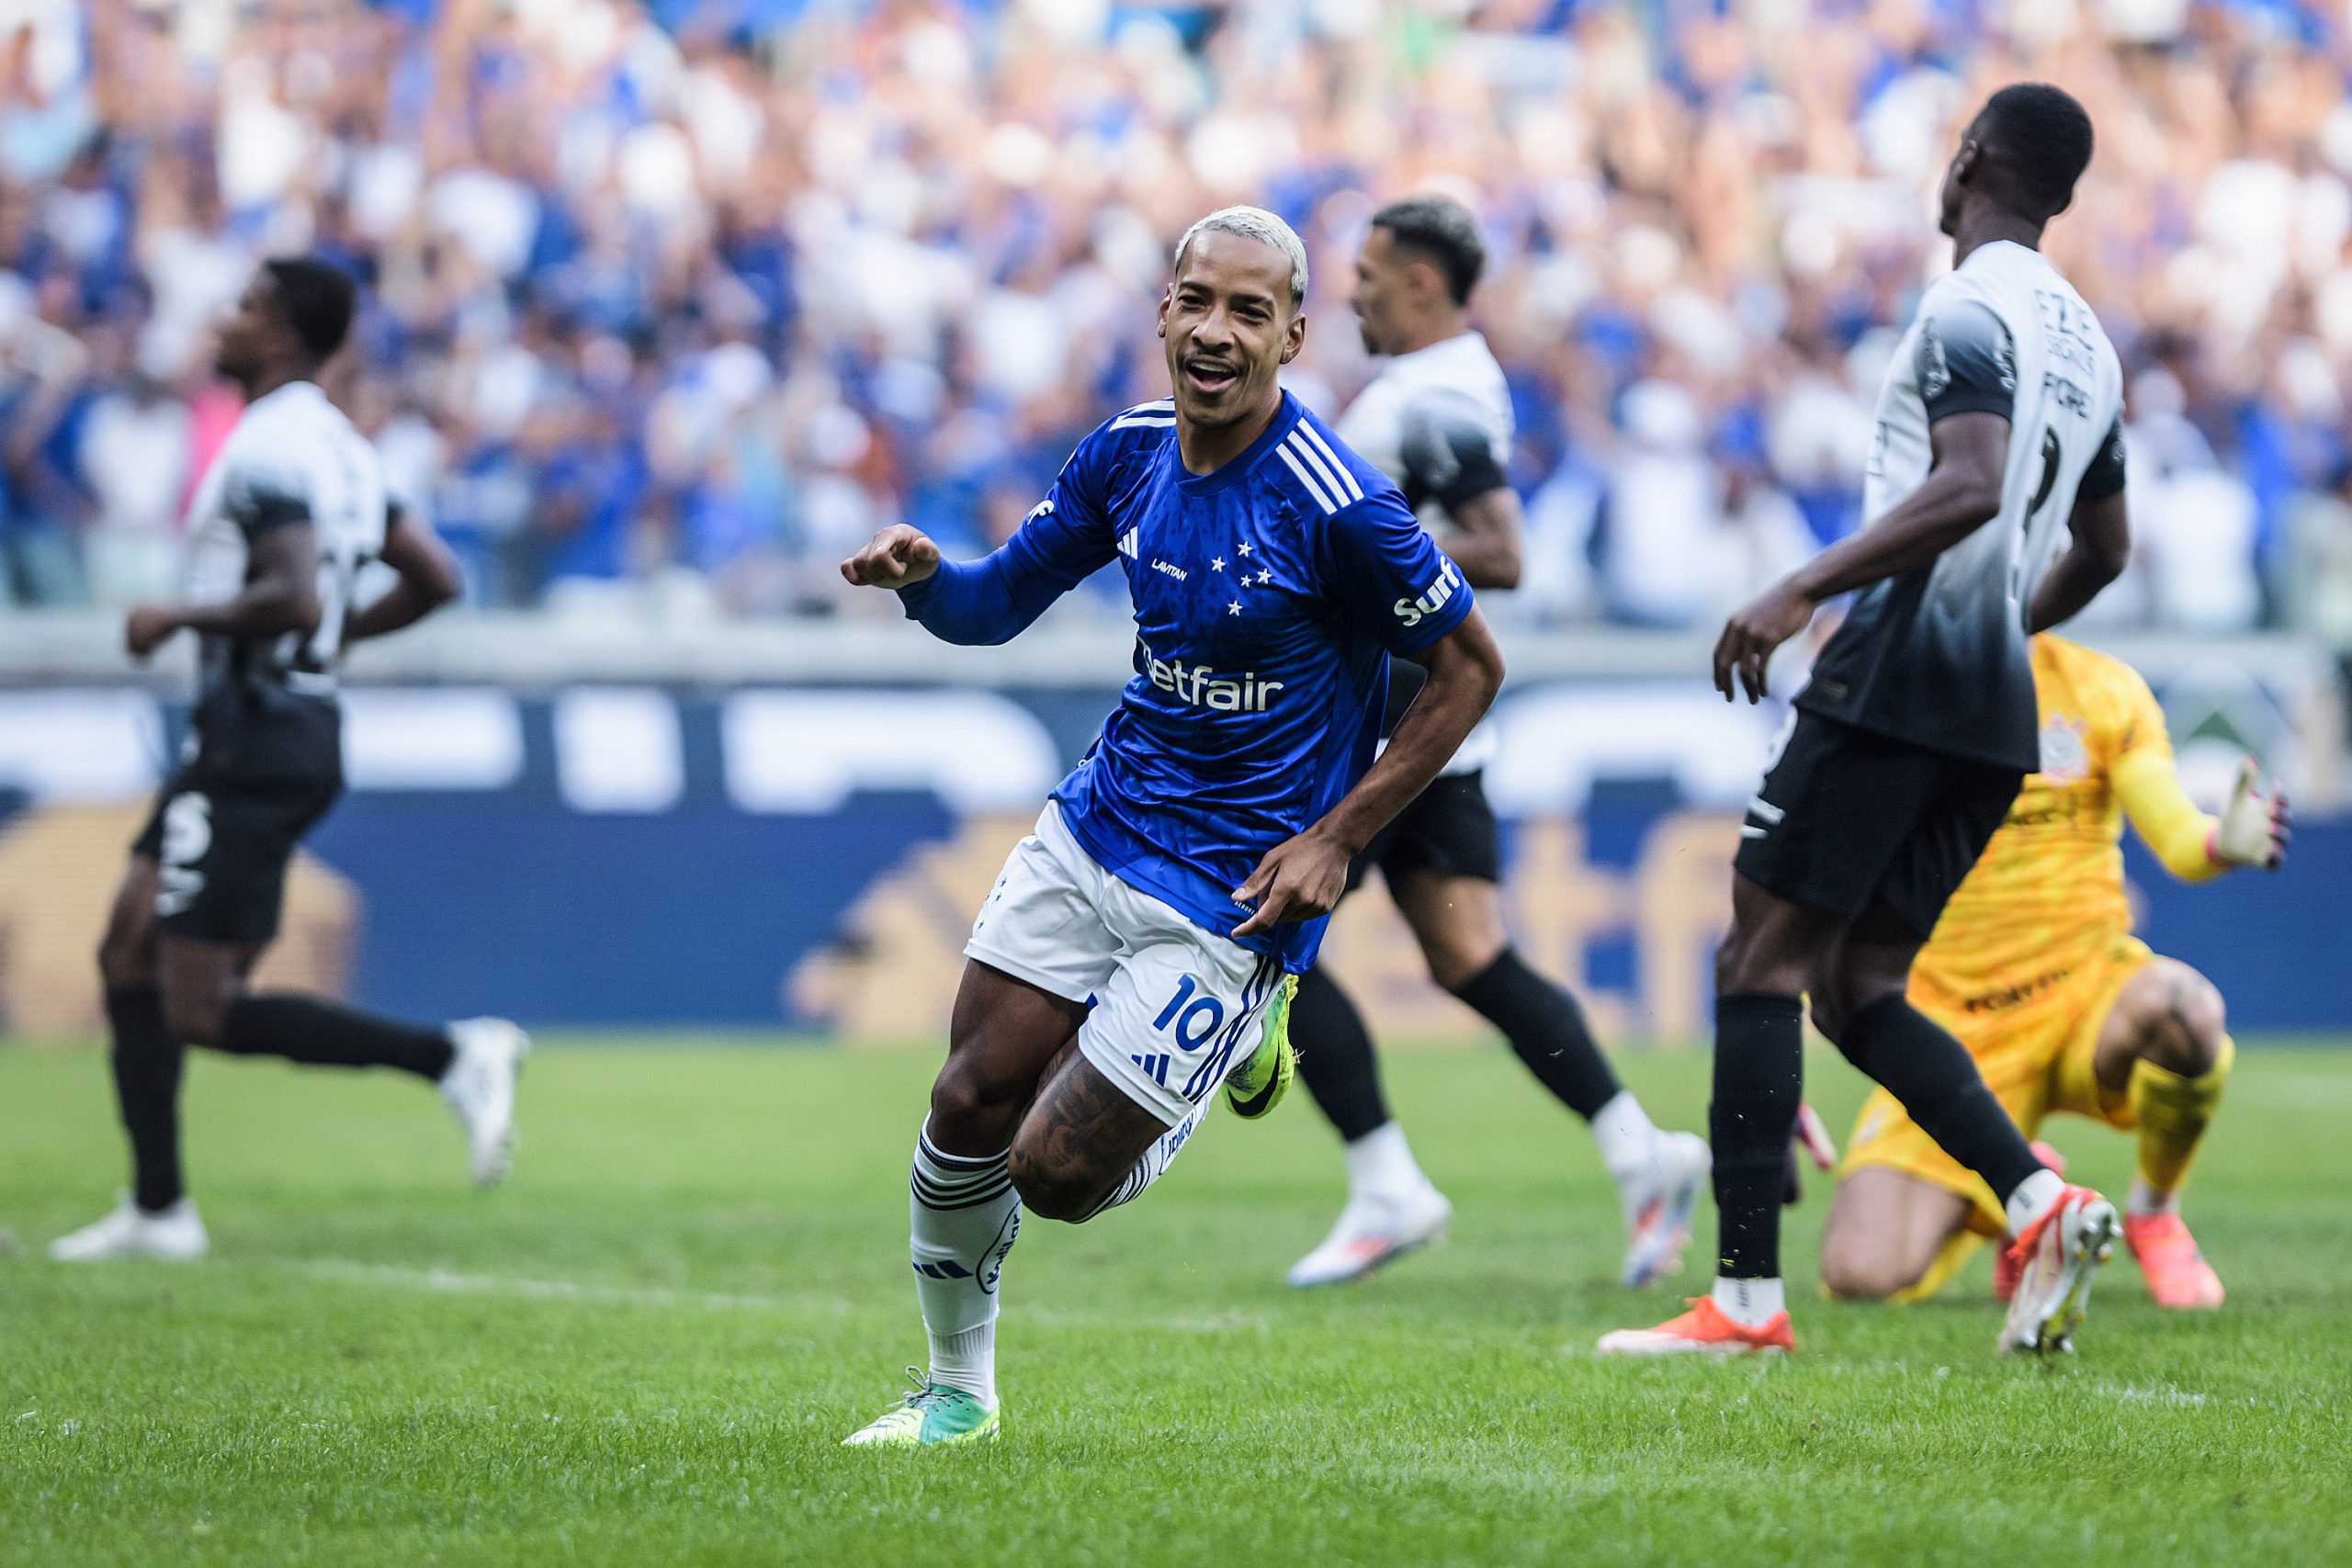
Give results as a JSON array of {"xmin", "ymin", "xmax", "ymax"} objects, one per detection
[
  {"xmin": 1712, "ymin": 992, "xmax": 1804, "ymax": 1280},
  {"xmin": 217, "ymin": 995, "xmax": 455, "ymax": 1081},
  {"xmin": 1450, "ymin": 949, "xmax": 1620, "ymax": 1121},
  {"xmin": 107, "ymin": 985, "xmax": 186, "ymax": 1213},
  {"xmin": 1836, "ymin": 995, "xmax": 2041, "ymax": 1206},
  {"xmin": 1290, "ymin": 966, "xmax": 1390, "ymax": 1143}
]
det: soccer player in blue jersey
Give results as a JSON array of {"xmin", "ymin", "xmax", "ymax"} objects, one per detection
[{"xmin": 836, "ymin": 207, "xmax": 1506, "ymax": 1447}]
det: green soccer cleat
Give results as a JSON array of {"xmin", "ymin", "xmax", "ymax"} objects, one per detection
[
  {"xmin": 842, "ymin": 1371, "xmax": 1001, "ymax": 1449},
  {"xmin": 1224, "ymin": 975, "xmax": 1297, "ymax": 1120}
]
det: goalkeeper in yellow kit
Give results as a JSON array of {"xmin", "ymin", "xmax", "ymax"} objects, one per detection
[{"xmin": 1818, "ymin": 634, "xmax": 2290, "ymax": 1309}]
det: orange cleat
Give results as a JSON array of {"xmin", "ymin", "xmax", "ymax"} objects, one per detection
[
  {"xmin": 1995, "ymin": 1142, "xmax": 2068, "ymax": 1303},
  {"xmin": 2123, "ymin": 1212, "xmax": 2224, "ymax": 1309},
  {"xmin": 1596, "ymin": 1294, "xmax": 1795, "ymax": 1356}
]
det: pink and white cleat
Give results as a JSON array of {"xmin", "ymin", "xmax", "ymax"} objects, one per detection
[
  {"xmin": 1286, "ymin": 1183, "xmax": 1453, "ymax": 1288},
  {"xmin": 1997, "ymin": 1182, "xmax": 2118, "ymax": 1355},
  {"xmin": 1995, "ymin": 1142, "xmax": 2067, "ymax": 1303}
]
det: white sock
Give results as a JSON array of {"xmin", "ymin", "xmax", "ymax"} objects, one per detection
[
  {"xmin": 927, "ymin": 1321, "xmax": 995, "ymax": 1405},
  {"xmin": 2005, "ymin": 1168, "xmax": 2066, "ymax": 1238},
  {"xmin": 1342, "ymin": 1121, "xmax": 1424, "ymax": 1200},
  {"xmin": 909, "ymin": 1122, "xmax": 1018, "ymax": 1410},
  {"xmin": 1711, "ymin": 1274, "xmax": 1785, "ymax": 1326},
  {"xmin": 1589, "ymin": 1089, "xmax": 1661, "ymax": 1184},
  {"xmin": 2126, "ymin": 1177, "xmax": 2177, "ymax": 1218},
  {"xmin": 1086, "ymin": 1105, "xmax": 1206, "ymax": 1218}
]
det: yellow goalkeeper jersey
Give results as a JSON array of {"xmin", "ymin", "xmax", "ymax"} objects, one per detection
[{"xmin": 1911, "ymin": 635, "xmax": 2220, "ymax": 1013}]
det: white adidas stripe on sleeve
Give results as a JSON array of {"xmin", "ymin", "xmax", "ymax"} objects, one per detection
[
  {"xmin": 1274, "ymin": 442, "xmax": 1340, "ymax": 513},
  {"xmin": 1295, "ymin": 424, "xmax": 1364, "ymax": 504}
]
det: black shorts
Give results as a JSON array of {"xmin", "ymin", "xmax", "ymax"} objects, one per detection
[
  {"xmin": 1345, "ymin": 769, "xmax": 1501, "ymax": 896},
  {"xmin": 130, "ymin": 771, "xmax": 342, "ymax": 943},
  {"xmin": 1733, "ymin": 712, "xmax": 2021, "ymax": 940}
]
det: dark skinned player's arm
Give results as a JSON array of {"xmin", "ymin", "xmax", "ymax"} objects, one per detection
[
  {"xmin": 1714, "ymin": 410, "xmax": 2010, "ymax": 702},
  {"xmin": 2029, "ymin": 468, "xmax": 2131, "ymax": 634},
  {"xmin": 1401, "ymin": 398, "xmax": 1522, "ymax": 591},
  {"xmin": 1317, "ymin": 607, "xmax": 1506, "ymax": 853},
  {"xmin": 1437, "ymin": 486, "xmax": 1522, "ymax": 591},
  {"xmin": 131, "ymin": 524, "xmax": 322, "ymax": 657},
  {"xmin": 346, "ymin": 506, "xmax": 462, "ymax": 644},
  {"xmin": 1231, "ymin": 606, "xmax": 1503, "ymax": 936}
]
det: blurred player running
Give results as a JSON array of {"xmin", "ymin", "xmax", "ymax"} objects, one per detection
[
  {"xmin": 1818, "ymin": 634, "xmax": 2288, "ymax": 1310},
  {"xmin": 51, "ymin": 259, "xmax": 526, "ymax": 1264},
  {"xmin": 1600, "ymin": 84, "xmax": 2135, "ymax": 1359},
  {"xmin": 1284, "ymin": 197, "xmax": 1707, "ymax": 1291},
  {"xmin": 836, "ymin": 208, "xmax": 1503, "ymax": 1445}
]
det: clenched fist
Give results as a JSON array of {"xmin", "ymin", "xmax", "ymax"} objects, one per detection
[{"xmin": 841, "ymin": 525, "xmax": 943, "ymax": 591}]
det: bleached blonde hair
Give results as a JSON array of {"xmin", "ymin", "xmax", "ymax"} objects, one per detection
[{"xmin": 1172, "ymin": 206, "xmax": 1309, "ymax": 307}]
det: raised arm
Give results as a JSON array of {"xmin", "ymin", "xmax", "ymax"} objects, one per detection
[
  {"xmin": 2111, "ymin": 669, "xmax": 2289, "ymax": 880},
  {"xmin": 1714, "ymin": 410, "xmax": 2010, "ymax": 702},
  {"xmin": 346, "ymin": 505, "xmax": 461, "ymax": 644},
  {"xmin": 842, "ymin": 520, "xmax": 1103, "ymax": 648},
  {"xmin": 842, "ymin": 449, "xmax": 1117, "ymax": 646}
]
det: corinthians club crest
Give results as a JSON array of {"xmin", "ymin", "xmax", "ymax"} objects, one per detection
[{"xmin": 2038, "ymin": 715, "xmax": 2090, "ymax": 783}]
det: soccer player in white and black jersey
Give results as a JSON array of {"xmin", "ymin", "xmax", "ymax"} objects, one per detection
[
  {"xmin": 51, "ymin": 259, "xmax": 527, "ymax": 1263},
  {"xmin": 1285, "ymin": 197, "xmax": 1710, "ymax": 1292},
  {"xmin": 1600, "ymin": 85, "xmax": 2136, "ymax": 1356}
]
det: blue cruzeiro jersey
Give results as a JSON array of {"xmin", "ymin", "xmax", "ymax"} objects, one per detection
[{"xmin": 897, "ymin": 389, "xmax": 1475, "ymax": 971}]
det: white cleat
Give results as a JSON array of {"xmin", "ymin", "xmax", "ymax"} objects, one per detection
[
  {"xmin": 1620, "ymin": 1131, "xmax": 1711, "ymax": 1288},
  {"xmin": 1286, "ymin": 1183, "xmax": 1453, "ymax": 1287},
  {"xmin": 50, "ymin": 1193, "xmax": 208, "ymax": 1262},
  {"xmin": 1998, "ymin": 1184, "xmax": 2120, "ymax": 1356},
  {"xmin": 440, "ymin": 1017, "xmax": 529, "ymax": 1189}
]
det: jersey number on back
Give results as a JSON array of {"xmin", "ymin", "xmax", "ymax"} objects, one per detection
[
  {"xmin": 279, "ymin": 442, "xmax": 376, "ymax": 676},
  {"xmin": 293, "ymin": 546, "xmax": 369, "ymax": 673},
  {"xmin": 2007, "ymin": 425, "xmax": 2064, "ymax": 613}
]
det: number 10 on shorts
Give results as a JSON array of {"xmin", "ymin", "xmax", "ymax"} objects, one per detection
[{"xmin": 1152, "ymin": 976, "xmax": 1225, "ymax": 1053}]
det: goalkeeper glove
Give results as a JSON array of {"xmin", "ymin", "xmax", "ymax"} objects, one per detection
[{"xmin": 2211, "ymin": 757, "xmax": 2290, "ymax": 870}]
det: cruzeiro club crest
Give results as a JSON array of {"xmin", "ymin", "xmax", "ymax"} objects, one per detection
[{"xmin": 978, "ymin": 1207, "xmax": 1019, "ymax": 1295}]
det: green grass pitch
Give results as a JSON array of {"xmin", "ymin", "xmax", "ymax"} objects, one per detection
[{"xmin": 4, "ymin": 1037, "xmax": 2350, "ymax": 1566}]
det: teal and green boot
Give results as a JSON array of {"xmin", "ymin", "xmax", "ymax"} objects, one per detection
[
  {"xmin": 842, "ymin": 1370, "xmax": 1000, "ymax": 1448},
  {"xmin": 1224, "ymin": 975, "xmax": 1298, "ymax": 1120}
]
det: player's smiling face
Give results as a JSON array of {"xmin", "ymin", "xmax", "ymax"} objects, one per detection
[{"xmin": 1158, "ymin": 230, "xmax": 1305, "ymax": 433}]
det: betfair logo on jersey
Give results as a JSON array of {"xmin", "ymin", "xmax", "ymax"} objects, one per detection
[
  {"xmin": 1139, "ymin": 641, "xmax": 1285, "ymax": 711},
  {"xmin": 1393, "ymin": 558, "xmax": 1462, "ymax": 628}
]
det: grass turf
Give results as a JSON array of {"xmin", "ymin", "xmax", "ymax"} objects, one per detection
[{"xmin": 4, "ymin": 1038, "xmax": 2349, "ymax": 1567}]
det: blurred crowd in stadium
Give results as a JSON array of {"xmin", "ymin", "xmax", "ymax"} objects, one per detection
[{"xmin": 5, "ymin": 0, "xmax": 2352, "ymax": 645}]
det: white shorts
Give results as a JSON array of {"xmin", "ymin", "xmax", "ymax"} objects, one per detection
[{"xmin": 966, "ymin": 803, "xmax": 1285, "ymax": 1128}]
